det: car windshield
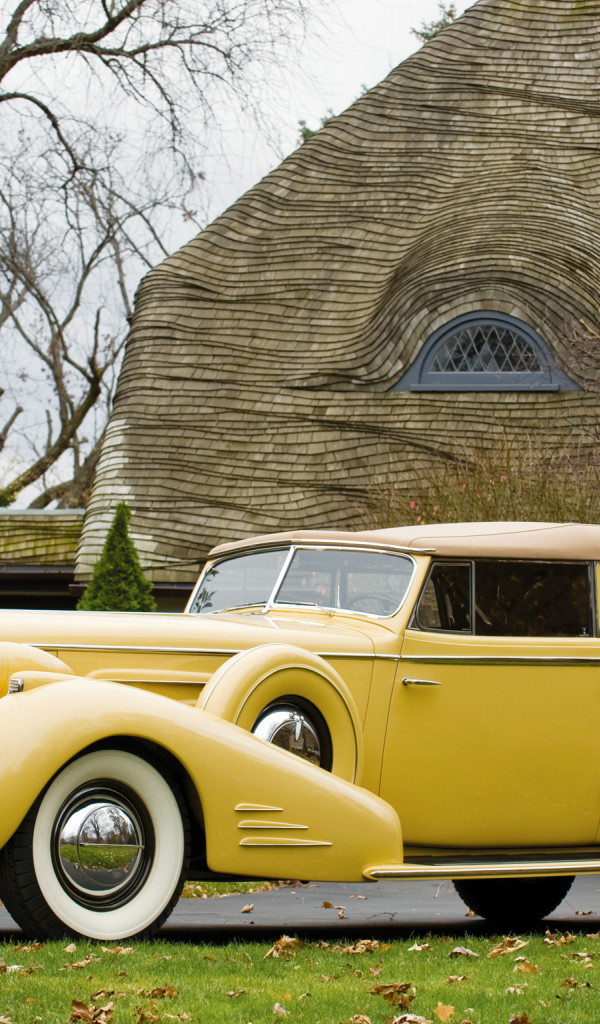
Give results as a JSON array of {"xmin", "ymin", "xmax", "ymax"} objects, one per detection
[{"xmin": 189, "ymin": 546, "xmax": 414, "ymax": 616}]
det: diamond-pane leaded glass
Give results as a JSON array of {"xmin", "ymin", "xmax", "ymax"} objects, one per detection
[
  {"xmin": 431, "ymin": 325, "xmax": 543, "ymax": 374},
  {"xmin": 392, "ymin": 311, "xmax": 579, "ymax": 392}
]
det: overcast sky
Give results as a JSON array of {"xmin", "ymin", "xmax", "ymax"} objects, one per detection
[{"xmin": 201, "ymin": 0, "xmax": 474, "ymax": 223}]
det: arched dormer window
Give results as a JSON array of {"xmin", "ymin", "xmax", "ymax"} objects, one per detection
[{"xmin": 393, "ymin": 312, "xmax": 578, "ymax": 392}]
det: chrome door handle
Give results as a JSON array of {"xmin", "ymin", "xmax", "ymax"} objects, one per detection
[{"xmin": 402, "ymin": 677, "xmax": 442, "ymax": 687}]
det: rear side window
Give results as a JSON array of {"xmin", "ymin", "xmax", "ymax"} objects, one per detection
[
  {"xmin": 475, "ymin": 560, "xmax": 592, "ymax": 637},
  {"xmin": 414, "ymin": 560, "xmax": 593, "ymax": 637}
]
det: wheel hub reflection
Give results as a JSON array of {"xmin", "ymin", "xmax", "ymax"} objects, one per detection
[
  {"xmin": 53, "ymin": 787, "xmax": 150, "ymax": 906},
  {"xmin": 252, "ymin": 708, "xmax": 321, "ymax": 765}
]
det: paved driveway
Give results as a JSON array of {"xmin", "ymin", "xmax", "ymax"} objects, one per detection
[{"xmin": 1, "ymin": 877, "xmax": 600, "ymax": 941}]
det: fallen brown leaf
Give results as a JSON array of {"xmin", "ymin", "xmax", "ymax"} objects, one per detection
[
  {"xmin": 264, "ymin": 935, "xmax": 304, "ymax": 959},
  {"xmin": 14, "ymin": 943, "xmax": 43, "ymax": 953},
  {"xmin": 64, "ymin": 943, "xmax": 77, "ymax": 954},
  {"xmin": 369, "ymin": 964, "xmax": 382, "ymax": 976},
  {"xmin": 448, "ymin": 947, "xmax": 478, "ymax": 959},
  {"xmin": 321, "ymin": 900, "xmax": 334, "ymax": 908},
  {"xmin": 350, "ymin": 894, "xmax": 367, "ymax": 900},
  {"xmin": 544, "ymin": 930, "xmax": 574, "ymax": 947},
  {"xmin": 488, "ymin": 937, "xmax": 528, "ymax": 958},
  {"xmin": 433, "ymin": 1004, "xmax": 454, "ymax": 1022},
  {"xmin": 343, "ymin": 939, "xmax": 381, "ymax": 954},
  {"xmin": 349, "ymin": 1016, "xmax": 372, "ymax": 1024},
  {"xmin": 226, "ymin": 990, "xmax": 246, "ymax": 998},
  {"xmin": 513, "ymin": 960, "xmax": 540, "ymax": 974},
  {"xmin": 272, "ymin": 1002, "xmax": 290, "ymax": 1017},
  {"xmin": 391, "ymin": 1016, "xmax": 433, "ymax": 1024},
  {"xmin": 70, "ymin": 1001, "xmax": 114, "ymax": 1024},
  {"xmin": 446, "ymin": 976, "xmax": 468, "ymax": 983},
  {"xmin": 136, "ymin": 987, "xmax": 177, "ymax": 999},
  {"xmin": 240, "ymin": 903, "xmax": 253, "ymax": 914},
  {"xmin": 509, "ymin": 1015, "xmax": 532, "ymax": 1024},
  {"xmin": 563, "ymin": 976, "xmax": 593, "ymax": 989},
  {"xmin": 133, "ymin": 1009, "xmax": 160, "ymax": 1024},
  {"xmin": 63, "ymin": 956, "xmax": 98, "ymax": 970},
  {"xmin": 370, "ymin": 982, "xmax": 416, "ymax": 1008}
]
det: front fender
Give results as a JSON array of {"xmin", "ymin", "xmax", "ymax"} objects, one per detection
[
  {"xmin": 0, "ymin": 679, "xmax": 402, "ymax": 883},
  {"xmin": 0, "ymin": 642, "xmax": 74, "ymax": 697}
]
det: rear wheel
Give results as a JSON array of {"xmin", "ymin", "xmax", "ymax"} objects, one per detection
[
  {"xmin": 453, "ymin": 876, "xmax": 575, "ymax": 928},
  {"xmin": 0, "ymin": 749, "xmax": 190, "ymax": 940},
  {"xmin": 251, "ymin": 696, "xmax": 333, "ymax": 770}
]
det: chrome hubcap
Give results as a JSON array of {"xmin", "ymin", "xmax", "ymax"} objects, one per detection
[
  {"xmin": 52, "ymin": 784, "xmax": 152, "ymax": 908},
  {"xmin": 252, "ymin": 707, "xmax": 321, "ymax": 765}
]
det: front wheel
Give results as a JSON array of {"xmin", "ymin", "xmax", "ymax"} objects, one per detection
[
  {"xmin": 453, "ymin": 875, "xmax": 575, "ymax": 929},
  {"xmin": 0, "ymin": 749, "xmax": 190, "ymax": 940}
]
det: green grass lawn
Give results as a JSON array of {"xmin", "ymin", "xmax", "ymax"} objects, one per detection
[{"xmin": 1, "ymin": 929, "xmax": 599, "ymax": 1024}]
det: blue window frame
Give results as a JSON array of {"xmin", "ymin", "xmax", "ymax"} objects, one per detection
[{"xmin": 393, "ymin": 312, "xmax": 578, "ymax": 392}]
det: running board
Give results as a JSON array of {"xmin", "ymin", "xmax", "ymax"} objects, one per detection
[{"xmin": 364, "ymin": 857, "xmax": 600, "ymax": 881}]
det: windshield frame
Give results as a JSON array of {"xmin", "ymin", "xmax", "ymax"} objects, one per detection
[{"xmin": 187, "ymin": 544, "xmax": 417, "ymax": 619}]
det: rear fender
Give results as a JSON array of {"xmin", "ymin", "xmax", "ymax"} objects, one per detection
[{"xmin": 0, "ymin": 679, "xmax": 402, "ymax": 883}]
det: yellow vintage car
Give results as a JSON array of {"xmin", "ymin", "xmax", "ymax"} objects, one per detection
[{"xmin": 0, "ymin": 520, "xmax": 598, "ymax": 939}]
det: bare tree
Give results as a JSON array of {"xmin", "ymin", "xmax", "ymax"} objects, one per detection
[
  {"xmin": 411, "ymin": 2, "xmax": 457, "ymax": 43},
  {"xmin": 0, "ymin": 0, "xmax": 308, "ymax": 506}
]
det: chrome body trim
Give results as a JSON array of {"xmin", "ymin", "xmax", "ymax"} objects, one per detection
[
  {"xmin": 32, "ymin": 643, "xmax": 243, "ymax": 656},
  {"xmin": 29, "ymin": 642, "xmax": 397, "ymax": 660},
  {"xmin": 239, "ymin": 836, "xmax": 332, "ymax": 848},
  {"xmin": 235, "ymin": 803, "xmax": 284, "ymax": 812},
  {"xmin": 365, "ymin": 857, "xmax": 600, "ymax": 881},
  {"xmin": 404, "ymin": 655, "xmax": 600, "ymax": 666},
  {"xmin": 237, "ymin": 820, "xmax": 308, "ymax": 830}
]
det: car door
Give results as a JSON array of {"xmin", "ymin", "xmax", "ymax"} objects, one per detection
[{"xmin": 380, "ymin": 558, "xmax": 600, "ymax": 849}]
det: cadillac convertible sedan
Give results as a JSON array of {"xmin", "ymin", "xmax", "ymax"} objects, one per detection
[{"xmin": 0, "ymin": 520, "xmax": 598, "ymax": 939}]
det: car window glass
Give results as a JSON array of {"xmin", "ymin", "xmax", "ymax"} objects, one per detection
[
  {"xmin": 414, "ymin": 562, "xmax": 472, "ymax": 632},
  {"xmin": 190, "ymin": 548, "xmax": 289, "ymax": 612},
  {"xmin": 275, "ymin": 548, "xmax": 414, "ymax": 615},
  {"xmin": 474, "ymin": 560, "xmax": 591, "ymax": 637}
]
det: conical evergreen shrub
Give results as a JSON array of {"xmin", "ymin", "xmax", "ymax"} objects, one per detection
[{"xmin": 78, "ymin": 502, "xmax": 156, "ymax": 611}]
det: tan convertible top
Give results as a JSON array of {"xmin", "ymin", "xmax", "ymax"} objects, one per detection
[{"xmin": 210, "ymin": 522, "xmax": 600, "ymax": 562}]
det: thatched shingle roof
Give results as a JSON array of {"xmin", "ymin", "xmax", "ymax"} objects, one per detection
[{"xmin": 79, "ymin": 0, "xmax": 600, "ymax": 582}]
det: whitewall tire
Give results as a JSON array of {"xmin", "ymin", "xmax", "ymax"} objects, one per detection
[{"xmin": 0, "ymin": 749, "xmax": 189, "ymax": 940}]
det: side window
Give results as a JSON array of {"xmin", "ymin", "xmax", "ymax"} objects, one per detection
[
  {"xmin": 474, "ymin": 560, "xmax": 592, "ymax": 637},
  {"xmin": 414, "ymin": 562, "xmax": 472, "ymax": 632}
]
